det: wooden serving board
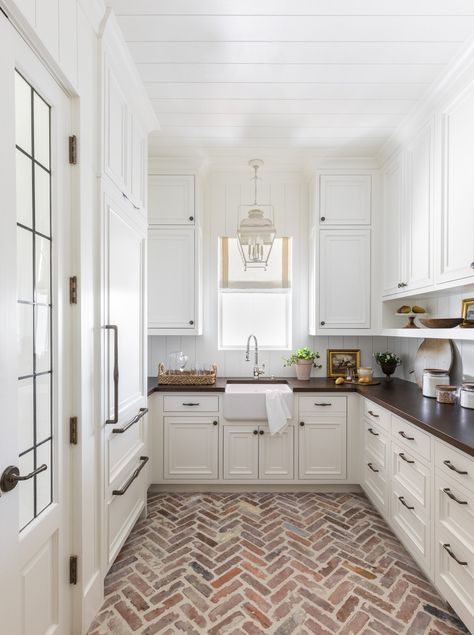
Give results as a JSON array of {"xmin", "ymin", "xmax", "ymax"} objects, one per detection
[
  {"xmin": 413, "ymin": 338, "xmax": 453, "ymax": 388},
  {"xmin": 343, "ymin": 380, "xmax": 381, "ymax": 386}
]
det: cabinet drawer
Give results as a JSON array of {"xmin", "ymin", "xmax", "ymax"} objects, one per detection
[
  {"xmin": 391, "ymin": 486, "xmax": 431, "ymax": 573},
  {"xmin": 391, "ymin": 443, "xmax": 431, "ymax": 512},
  {"xmin": 363, "ymin": 399, "xmax": 390, "ymax": 432},
  {"xmin": 363, "ymin": 456, "xmax": 387, "ymax": 514},
  {"xmin": 391, "ymin": 415, "xmax": 431, "ymax": 462},
  {"xmin": 299, "ymin": 395, "xmax": 346, "ymax": 416},
  {"xmin": 435, "ymin": 473, "xmax": 474, "ymax": 553},
  {"xmin": 163, "ymin": 395, "xmax": 219, "ymax": 413},
  {"xmin": 435, "ymin": 440, "xmax": 474, "ymax": 493},
  {"xmin": 107, "ymin": 408, "xmax": 146, "ymax": 484},
  {"xmin": 364, "ymin": 422, "xmax": 388, "ymax": 468}
]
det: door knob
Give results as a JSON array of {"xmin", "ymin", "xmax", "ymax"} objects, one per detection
[{"xmin": 1, "ymin": 464, "xmax": 47, "ymax": 493}]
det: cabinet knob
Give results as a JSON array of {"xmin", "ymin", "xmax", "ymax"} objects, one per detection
[
  {"xmin": 213, "ymin": 420, "xmax": 218, "ymax": 426},
  {"xmin": 253, "ymin": 429, "xmax": 258, "ymax": 435},
  {"xmin": 397, "ymin": 283, "xmax": 401, "ymax": 288},
  {"xmin": 259, "ymin": 429, "xmax": 264, "ymax": 435},
  {"xmin": 320, "ymin": 321, "xmax": 325, "ymax": 326},
  {"xmin": 471, "ymin": 262, "xmax": 474, "ymax": 269},
  {"xmin": 189, "ymin": 216, "xmax": 194, "ymax": 221},
  {"xmin": 320, "ymin": 216, "xmax": 325, "ymax": 222},
  {"xmin": 189, "ymin": 320, "xmax": 194, "ymax": 325},
  {"xmin": 300, "ymin": 421, "xmax": 305, "ymax": 427}
]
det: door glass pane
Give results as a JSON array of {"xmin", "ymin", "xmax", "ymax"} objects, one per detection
[{"xmin": 15, "ymin": 71, "xmax": 53, "ymax": 529}]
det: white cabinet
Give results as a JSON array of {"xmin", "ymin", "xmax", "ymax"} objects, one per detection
[
  {"xmin": 362, "ymin": 418, "xmax": 389, "ymax": 516},
  {"xmin": 223, "ymin": 425, "xmax": 294, "ymax": 480},
  {"xmin": 148, "ymin": 227, "xmax": 196, "ymax": 332},
  {"xmin": 164, "ymin": 416, "xmax": 219, "ymax": 479},
  {"xmin": 318, "ymin": 229, "xmax": 371, "ymax": 329},
  {"xmin": 148, "ymin": 175, "xmax": 195, "ymax": 225},
  {"xmin": 382, "ymin": 154, "xmax": 404, "ymax": 296},
  {"xmin": 298, "ymin": 420, "xmax": 346, "ymax": 479},
  {"xmin": 439, "ymin": 85, "xmax": 474, "ymax": 285},
  {"xmin": 319, "ymin": 175, "xmax": 371, "ymax": 225}
]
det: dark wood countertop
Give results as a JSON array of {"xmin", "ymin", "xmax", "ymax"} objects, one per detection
[{"xmin": 147, "ymin": 376, "xmax": 474, "ymax": 456}]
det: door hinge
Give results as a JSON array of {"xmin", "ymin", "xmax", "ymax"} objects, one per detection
[
  {"xmin": 69, "ymin": 135, "xmax": 77, "ymax": 165},
  {"xmin": 69, "ymin": 416, "xmax": 78, "ymax": 445},
  {"xmin": 69, "ymin": 556, "xmax": 78, "ymax": 585},
  {"xmin": 69, "ymin": 276, "xmax": 78, "ymax": 304}
]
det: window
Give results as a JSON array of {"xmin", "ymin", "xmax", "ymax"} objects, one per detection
[{"xmin": 218, "ymin": 237, "xmax": 292, "ymax": 349}]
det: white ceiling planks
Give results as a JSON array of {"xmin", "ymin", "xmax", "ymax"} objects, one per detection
[{"xmin": 109, "ymin": 0, "xmax": 474, "ymax": 158}]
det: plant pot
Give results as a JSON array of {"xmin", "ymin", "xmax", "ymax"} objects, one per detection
[
  {"xmin": 295, "ymin": 359, "xmax": 313, "ymax": 381},
  {"xmin": 380, "ymin": 360, "xmax": 397, "ymax": 381}
]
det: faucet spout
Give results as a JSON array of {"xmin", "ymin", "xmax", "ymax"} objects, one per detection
[{"xmin": 245, "ymin": 334, "xmax": 265, "ymax": 378}]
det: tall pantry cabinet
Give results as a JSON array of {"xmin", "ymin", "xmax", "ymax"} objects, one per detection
[{"xmin": 99, "ymin": 12, "xmax": 158, "ymax": 572}]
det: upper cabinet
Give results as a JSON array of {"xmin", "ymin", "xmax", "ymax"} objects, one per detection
[
  {"xmin": 148, "ymin": 175, "xmax": 195, "ymax": 225},
  {"xmin": 319, "ymin": 175, "xmax": 371, "ymax": 225},
  {"xmin": 382, "ymin": 155, "xmax": 404, "ymax": 296},
  {"xmin": 438, "ymin": 85, "xmax": 474, "ymax": 285}
]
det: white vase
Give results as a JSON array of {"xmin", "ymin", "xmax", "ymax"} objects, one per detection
[{"xmin": 295, "ymin": 359, "xmax": 313, "ymax": 381}]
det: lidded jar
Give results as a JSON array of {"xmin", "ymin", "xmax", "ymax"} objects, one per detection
[
  {"xmin": 422, "ymin": 369, "xmax": 450, "ymax": 398},
  {"xmin": 460, "ymin": 383, "xmax": 474, "ymax": 409}
]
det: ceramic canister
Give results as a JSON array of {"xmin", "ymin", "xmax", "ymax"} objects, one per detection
[{"xmin": 422, "ymin": 368, "xmax": 450, "ymax": 398}]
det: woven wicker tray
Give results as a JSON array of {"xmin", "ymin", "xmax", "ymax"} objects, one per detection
[{"xmin": 157, "ymin": 362, "xmax": 217, "ymax": 385}]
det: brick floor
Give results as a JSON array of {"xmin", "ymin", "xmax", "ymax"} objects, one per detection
[{"xmin": 88, "ymin": 492, "xmax": 469, "ymax": 635}]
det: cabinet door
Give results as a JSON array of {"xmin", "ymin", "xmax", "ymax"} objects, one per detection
[
  {"xmin": 103, "ymin": 58, "xmax": 128, "ymax": 194},
  {"xmin": 223, "ymin": 426, "xmax": 258, "ymax": 479},
  {"xmin": 319, "ymin": 175, "xmax": 371, "ymax": 225},
  {"xmin": 439, "ymin": 86, "xmax": 474, "ymax": 284},
  {"xmin": 298, "ymin": 420, "xmax": 346, "ymax": 479},
  {"xmin": 164, "ymin": 417, "xmax": 219, "ymax": 479},
  {"xmin": 259, "ymin": 427, "xmax": 294, "ymax": 480},
  {"xmin": 405, "ymin": 123, "xmax": 434, "ymax": 291},
  {"xmin": 319, "ymin": 229, "xmax": 370, "ymax": 329},
  {"xmin": 148, "ymin": 227, "xmax": 195, "ymax": 330},
  {"xmin": 129, "ymin": 112, "xmax": 146, "ymax": 209},
  {"xmin": 382, "ymin": 155, "xmax": 404, "ymax": 295},
  {"xmin": 148, "ymin": 175, "xmax": 195, "ymax": 225}
]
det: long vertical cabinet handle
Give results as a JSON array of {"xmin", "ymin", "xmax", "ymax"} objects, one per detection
[{"xmin": 105, "ymin": 325, "xmax": 119, "ymax": 424}]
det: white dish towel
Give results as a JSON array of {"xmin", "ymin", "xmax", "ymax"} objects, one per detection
[{"xmin": 265, "ymin": 390, "xmax": 293, "ymax": 435}]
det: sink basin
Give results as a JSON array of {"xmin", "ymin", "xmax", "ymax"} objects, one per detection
[{"xmin": 224, "ymin": 382, "xmax": 292, "ymax": 420}]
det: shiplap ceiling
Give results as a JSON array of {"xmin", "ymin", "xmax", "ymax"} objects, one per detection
[{"xmin": 110, "ymin": 0, "xmax": 474, "ymax": 159}]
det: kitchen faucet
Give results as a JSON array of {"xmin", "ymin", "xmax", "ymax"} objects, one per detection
[{"xmin": 245, "ymin": 334, "xmax": 265, "ymax": 378}]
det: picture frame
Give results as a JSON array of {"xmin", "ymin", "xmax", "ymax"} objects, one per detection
[
  {"xmin": 327, "ymin": 349, "xmax": 361, "ymax": 378},
  {"xmin": 461, "ymin": 297, "xmax": 474, "ymax": 324}
]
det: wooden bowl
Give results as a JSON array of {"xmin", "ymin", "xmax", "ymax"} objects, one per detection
[{"xmin": 419, "ymin": 318, "xmax": 462, "ymax": 329}]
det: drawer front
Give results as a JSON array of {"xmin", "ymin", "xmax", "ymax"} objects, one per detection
[
  {"xmin": 163, "ymin": 395, "xmax": 219, "ymax": 413},
  {"xmin": 435, "ymin": 473, "xmax": 474, "ymax": 553},
  {"xmin": 391, "ymin": 443, "xmax": 431, "ymax": 512},
  {"xmin": 107, "ymin": 408, "xmax": 146, "ymax": 484},
  {"xmin": 364, "ymin": 422, "xmax": 388, "ymax": 468},
  {"xmin": 363, "ymin": 456, "xmax": 387, "ymax": 514},
  {"xmin": 391, "ymin": 486, "xmax": 431, "ymax": 574},
  {"xmin": 363, "ymin": 399, "xmax": 390, "ymax": 431},
  {"xmin": 391, "ymin": 415, "xmax": 431, "ymax": 462},
  {"xmin": 299, "ymin": 395, "xmax": 347, "ymax": 416},
  {"xmin": 435, "ymin": 440, "xmax": 474, "ymax": 493}
]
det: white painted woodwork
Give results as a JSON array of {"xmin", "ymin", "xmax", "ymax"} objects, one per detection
[
  {"xmin": 439, "ymin": 84, "xmax": 474, "ymax": 284},
  {"xmin": 148, "ymin": 227, "xmax": 195, "ymax": 330},
  {"xmin": 223, "ymin": 426, "xmax": 259, "ymax": 479},
  {"xmin": 364, "ymin": 421, "xmax": 388, "ymax": 470},
  {"xmin": 363, "ymin": 457, "xmax": 387, "ymax": 515},
  {"xmin": 319, "ymin": 229, "xmax": 371, "ymax": 329},
  {"xmin": 163, "ymin": 395, "xmax": 219, "ymax": 413},
  {"xmin": 103, "ymin": 62, "xmax": 128, "ymax": 195},
  {"xmin": 148, "ymin": 175, "xmax": 195, "ymax": 225},
  {"xmin": 298, "ymin": 420, "xmax": 347, "ymax": 479},
  {"xmin": 299, "ymin": 396, "xmax": 347, "ymax": 416},
  {"xmin": 391, "ymin": 416, "xmax": 431, "ymax": 463},
  {"xmin": 319, "ymin": 175, "xmax": 371, "ymax": 225},
  {"xmin": 129, "ymin": 112, "xmax": 147, "ymax": 209},
  {"xmin": 435, "ymin": 474, "xmax": 474, "ymax": 554},
  {"xmin": 164, "ymin": 417, "xmax": 219, "ymax": 479},
  {"xmin": 382, "ymin": 154, "xmax": 404, "ymax": 295},
  {"xmin": 363, "ymin": 399, "xmax": 390, "ymax": 432},
  {"xmin": 435, "ymin": 440, "xmax": 474, "ymax": 498},
  {"xmin": 259, "ymin": 427, "xmax": 294, "ymax": 480},
  {"xmin": 391, "ymin": 443, "xmax": 431, "ymax": 511}
]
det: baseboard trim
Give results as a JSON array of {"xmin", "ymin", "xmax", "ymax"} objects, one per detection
[{"xmin": 148, "ymin": 483, "xmax": 362, "ymax": 494}]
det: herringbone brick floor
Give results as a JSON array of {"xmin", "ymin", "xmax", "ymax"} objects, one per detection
[{"xmin": 88, "ymin": 492, "xmax": 470, "ymax": 635}]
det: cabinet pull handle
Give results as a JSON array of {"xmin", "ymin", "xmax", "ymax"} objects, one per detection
[
  {"xmin": 314, "ymin": 402, "xmax": 332, "ymax": 407},
  {"xmin": 112, "ymin": 456, "xmax": 149, "ymax": 496},
  {"xmin": 399, "ymin": 430, "xmax": 415, "ymax": 441},
  {"xmin": 399, "ymin": 452, "xmax": 415, "ymax": 464},
  {"xmin": 104, "ymin": 325, "xmax": 119, "ymax": 424},
  {"xmin": 253, "ymin": 430, "xmax": 258, "ymax": 435},
  {"xmin": 368, "ymin": 427, "xmax": 379, "ymax": 436},
  {"xmin": 367, "ymin": 462, "xmax": 379, "ymax": 473},
  {"xmin": 367, "ymin": 410, "xmax": 379, "ymax": 418},
  {"xmin": 443, "ymin": 543, "xmax": 468, "ymax": 566},
  {"xmin": 398, "ymin": 496, "xmax": 415, "ymax": 510},
  {"xmin": 182, "ymin": 402, "xmax": 200, "ymax": 407},
  {"xmin": 112, "ymin": 407, "xmax": 148, "ymax": 434},
  {"xmin": 213, "ymin": 420, "xmax": 218, "ymax": 426},
  {"xmin": 443, "ymin": 488, "xmax": 468, "ymax": 505},
  {"xmin": 122, "ymin": 191, "xmax": 140, "ymax": 210},
  {"xmin": 443, "ymin": 460, "xmax": 468, "ymax": 475},
  {"xmin": 299, "ymin": 421, "xmax": 305, "ymax": 427}
]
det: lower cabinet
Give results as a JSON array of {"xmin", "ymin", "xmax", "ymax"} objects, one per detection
[
  {"xmin": 298, "ymin": 419, "xmax": 346, "ymax": 479},
  {"xmin": 362, "ymin": 417, "xmax": 389, "ymax": 515},
  {"xmin": 164, "ymin": 416, "xmax": 219, "ymax": 479},
  {"xmin": 223, "ymin": 425, "xmax": 294, "ymax": 480}
]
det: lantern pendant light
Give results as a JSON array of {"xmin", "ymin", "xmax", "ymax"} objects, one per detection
[{"xmin": 237, "ymin": 159, "xmax": 276, "ymax": 271}]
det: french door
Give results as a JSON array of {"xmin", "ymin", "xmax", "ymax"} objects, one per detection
[{"xmin": 0, "ymin": 13, "xmax": 72, "ymax": 635}]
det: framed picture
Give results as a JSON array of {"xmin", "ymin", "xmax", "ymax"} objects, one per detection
[
  {"xmin": 461, "ymin": 297, "xmax": 474, "ymax": 323},
  {"xmin": 327, "ymin": 349, "xmax": 361, "ymax": 378}
]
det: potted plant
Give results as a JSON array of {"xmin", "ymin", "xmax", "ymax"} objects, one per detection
[
  {"xmin": 374, "ymin": 351, "xmax": 401, "ymax": 381},
  {"xmin": 283, "ymin": 347, "xmax": 322, "ymax": 381}
]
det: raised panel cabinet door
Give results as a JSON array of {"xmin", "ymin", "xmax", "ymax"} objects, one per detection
[
  {"xmin": 405, "ymin": 122, "xmax": 434, "ymax": 291},
  {"xmin": 103, "ymin": 60, "xmax": 128, "ymax": 193},
  {"xmin": 382, "ymin": 155, "xmax": 404, "ymax": 295},
  {"xmin": 298, "ymin": 421, "xmax": 347, "ymax": 479},
  {"xmin": 439, "ymin": 85, "xmax": 474, "ymax": 284},
  {"xmin": 259, "ymin": 426, "xmax": 294, "ymax": 480},
  {"xmin": 223, "ymin": 426, "xmax": 258, "ymax": 479},
  {"xmin": 319, "ymin": 229, "xmax": 371, "ymax": 329},
  {"xmin": 129, "ymin": 112, "xmax": 146, "ymax": 209},
  {"xmin": 319, "ymin": 175, "xmax": 371, "ymax": 225},
  {"xmin": 148, "ymin": 227, "xmax": 195, "ymax": 329},
  {"xmin": 164, "ymin": 417, "xmax": 218, "ymax": 479},
  {"xmin": 148, "ymin": 175, "xmax": 195, "ymax": 225}
]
